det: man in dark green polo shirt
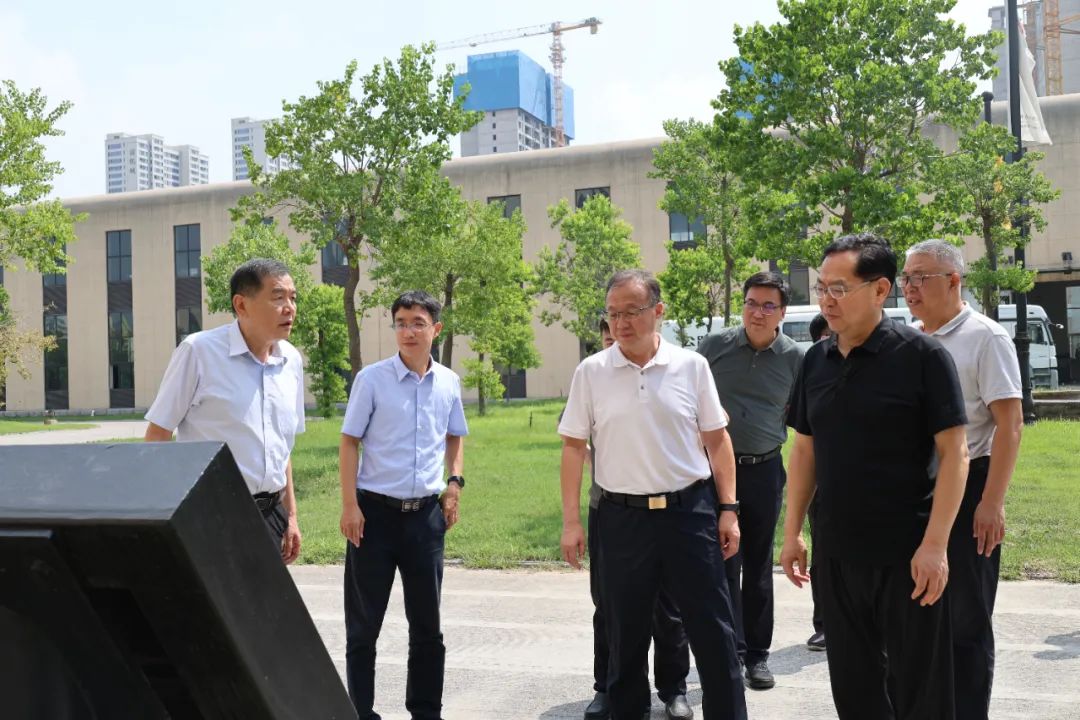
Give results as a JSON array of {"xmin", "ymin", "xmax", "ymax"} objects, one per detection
[{"xmin": 697, "ymin": 271, "xmax": 803, "ymax": 691}]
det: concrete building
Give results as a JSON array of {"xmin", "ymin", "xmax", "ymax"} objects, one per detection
[
  {"xmin": 990, "ymin": 1, "xmax": 1080, "ymax": 98},
  {"xmin": 104, "ymin": 133, "xmax": 209, "ymax": 194},
  {"xmin": 6, "ymin": 97, "xmax": 1080, "ymax": 414},
  {"xmin": 231, "ymin": 117, "xmax": 294, "ymax": 181},
  {"xmin": 453, "ymin": 51, "xmax": 575, "ymax": 156}
]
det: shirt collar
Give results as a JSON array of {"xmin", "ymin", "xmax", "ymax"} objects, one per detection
[
  {"xmin": 930, "ymin": 303, "xmax": 973, "ymax": 337},
  {"xmin": 737, "ymin": 327, "xmax": 781, "ymax": 353},
  {"xmin": 228, "ymin": 320, "xmax": 286, "ymax": 365},
  {"xmin": 611, "ymin": 335, "xmax": 672, "ymax": 369},
  {"xmin": 393, "ymin": 352, "xmax": 434, "ymax": 382}
]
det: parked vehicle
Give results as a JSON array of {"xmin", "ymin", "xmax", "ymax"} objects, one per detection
[
  {"xmin": 778, "ymin": 305, "xmax": 915, "ymax": 351},
  {"xmin": 996, "ymin": 304, "xmax": 1060, "ymax": 389}
]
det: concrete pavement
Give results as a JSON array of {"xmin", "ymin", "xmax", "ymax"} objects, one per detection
[
  {"xmin": 291, "ymin": 565, "xmax": 1080, "ymax": 720},
  {"xmin": 0, "ymin": 420, "xmax": 147, "ymax": 445}
]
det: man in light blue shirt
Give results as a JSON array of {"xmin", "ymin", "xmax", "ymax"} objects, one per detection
[{"xmin": 339, "ymin": 290, "xmax": 468, "ymax": 720}]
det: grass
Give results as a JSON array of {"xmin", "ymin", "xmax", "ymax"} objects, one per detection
[
  {"xmin": 0, "ymin": 419, "xmax": 94, "ymax": 435},
  {"xmin": 290, "ymin": 400, "xmax": 1080, "ymax": 580}
]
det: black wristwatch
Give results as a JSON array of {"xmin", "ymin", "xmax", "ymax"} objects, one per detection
[
  {"xmin": 717, "ymin": 502, "xmax": 740, "ymax": 515},
  {"xmin": 447, "ymin": 475, "xmax": 465, "ymax": 489}
]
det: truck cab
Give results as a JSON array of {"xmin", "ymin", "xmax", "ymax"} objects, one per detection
[{"xmin": 996, "ymin": 304, "xmax": 1060, "ymax": 389}]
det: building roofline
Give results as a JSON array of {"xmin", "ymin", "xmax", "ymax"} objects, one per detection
[{"xmin": 444, "ymin": 137, "xmax": 665, "ymax": 171}]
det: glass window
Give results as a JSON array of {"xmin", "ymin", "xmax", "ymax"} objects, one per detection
[
  {"xmin": 575, "ymin": 187, "xmax": 610, "ymax": 209},
  {"xmin": 108, "ymin": 310, "xmax": 134, "ymax": 390},
  {"xmin": 782, "ymin": 321, "xmax": 812, "ymax": 343},
  {"xmin": 487, "ymin": 195, "xmax": 521, "ymax": 219},
  {"xmin": 42, "ymin": 242, "xmax": 67, "ymax": 286},
  {"xmin": 43, "ymin": 313, "xmax": 68, "ymax": 392},
  {"xmin": 322, "ymin": 241, "xmax": 347, "ymax": 268},
  {"xmin": 176, "ymin": 306, "xmax": 201, "ymax": 345},
  {"xmin": 668, "ymin": 211, "xmax": 705, "ymax": 250},
  {"xmin": 107, "ymin": 230, "xmax": 132, "ymax": 283},
  {"xmin": 174, "ymin": 224, "xmax": 201, "ymax": 278}
]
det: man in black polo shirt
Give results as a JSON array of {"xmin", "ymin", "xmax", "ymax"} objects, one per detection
[{"xmin": 780, "ymin": 234, "xmax": 969, "ymax": 720}]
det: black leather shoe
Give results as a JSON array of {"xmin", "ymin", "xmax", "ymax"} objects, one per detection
[
  {"xmin": 745, "ymin": 659, "xmax": 776, "ymax": 690},
  {"xmin": 584, "ymin": 691, "xmax": 610, "ymax": 720},
  {"xmin": 806, "ymin": 630, "xmax": 826, "ymax": 651},
  {"xmin": 664, "ymin": 693, "xmax": 694, "ymax": 719}
]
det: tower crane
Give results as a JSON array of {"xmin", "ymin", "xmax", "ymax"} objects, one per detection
[{"xmin": 436, "ymin": 17, "xmax": 601, "ymax": 147}]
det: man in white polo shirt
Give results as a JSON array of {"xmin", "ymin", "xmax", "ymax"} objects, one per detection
[
  {"xmin": 560, "ymin": 269, "xmax": 746, "ymax": 720},
  {"xmin": 145, "ymin": 258, "xmax": 306, "ymax": 564},
  {"xmin": 901, "ymin": 239, "xmax": 1023, "ymax": 720}
]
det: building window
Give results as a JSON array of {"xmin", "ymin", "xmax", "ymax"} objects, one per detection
[
  {"xmin": 42, "ymin": 243, "xmax": 67, "ymax": 286},
  {"xmin": 322, "ymin": 240, "xmax": 348, "ymax": 268},
  {"xmin": 575, "ymin": 186, "xmax": 610, "ymax": 209},
  {"xmin": 768, "ymin": 260, "xmax": 811, "ymax": 305},
  {"xmin": 174, "ymin": 224, "xmax": 201, "ymax": 278},
  {"xmin": 176, "ymin": 306, "xmax": 201, "ymax": 345},
  {"xmin": 488, "ymin": 195, "xmax": 522, "ymax": 219},
  {"xmin": 668, "ymin": 212, "xmax": 706, "ymax": 250},
  {"xmin": 107, "ymin": 230, "xmax": 132, "ymax": 282},
  {"xmin": 108, "ymin": 310, "xmax": 134, "ymax": 390},
  {"xmin": 43, "ymin": 314, "xmax": 68, "ymax": 392}
]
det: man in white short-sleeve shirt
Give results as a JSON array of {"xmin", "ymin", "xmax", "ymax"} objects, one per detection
[
  {"xmin": 902, "ymin": 240, "xmax": 1023, "ymax": 720},
  {"xmin": 145, "ymin": 258, "xmax": 306, "ymax": 564},
  {"xmin": 559, "ymin": 269, "xmax": 747, "ymax": 720}
]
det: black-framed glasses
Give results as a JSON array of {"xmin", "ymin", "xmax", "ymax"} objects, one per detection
[
  {"xmin": 812, "ymin": 280, "xmax": 874, "ymax": 300},
  {"xmin": 744, "ymin": 300, "xmax": 780, "ymax": 316},
  {"xmin": 601, "ymin": 303, "xmax": 657, "ymax": 323},
  {"xmin": 897, "ymin": 272, "xmax": 950, "ymax": 289},
  {"xmin": 391, "ymin": 321, "xmax": 433, "ymax": 332}
]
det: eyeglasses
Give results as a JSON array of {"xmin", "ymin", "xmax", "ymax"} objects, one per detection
[
  {"xmin": 897, "ymin": 272, "xmax": 950, "ymax": 289},
  {"xmin": 601, "ymin": 303, "xmax": 657, "ymax": 323},
  {"xmin": 744, "ymin": 300, "xmax": 780, "ymax": 316},
  {"xmin": 812, "ymin": 280, "xmax": 875, "ymax": 300},
  {"xmin": 391, "ymin": 321, "xmax": 433, "ymax": 333}
]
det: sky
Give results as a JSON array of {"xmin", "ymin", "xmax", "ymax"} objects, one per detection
[{"xmin": 2, "ymin": 0, "xmax": 1002, "ymax": 200}]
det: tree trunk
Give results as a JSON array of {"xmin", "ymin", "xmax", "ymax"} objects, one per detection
[
  {"xmin": 344, "ymin": 262, "xmax": 363, "ymax": 376},
  {"xmin": 441, "ymin": 274, "xmax": 455, "ymax": 369},
  {"xmin": 722, "ymin": 241, "xmax": 734, "ymax": 327},
  {"xmin": 841, "ymin": 202, "xmax": 854, "ymax": 233},
  {"xmin": 982, "ymin": 217, "xmax": 998, "ymax": 320},
  {"xmin": 477, "ymin": 353, "xmax": 487, "ymax": 416}
]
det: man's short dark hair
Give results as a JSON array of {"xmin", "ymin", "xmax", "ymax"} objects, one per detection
[
  {"xmin": 606, "ymin": 269, "xmax": 661, "ymax": 306},
  {"xmin": 821, "ymin": 232, "xmax": 897, "ymax": 283},
  {"xmin": 391, "ymin": 290, "xmax": 442, "ymax": 323},
  {"xmin": 809, "ymin": 313, "xmax": 830, "ymax": 342},
  {"xmin": 230, "ymin": 258, "xmax": 291, "ymax": 307},
  {"xmin": 742, "ymin": 271, "xmax": 790, "ymax": 307},
  {"xmin": 599, "ymin": 319, "xmax": 611, "ymax": 335}
]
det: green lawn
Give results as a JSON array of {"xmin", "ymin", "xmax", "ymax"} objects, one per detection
[
  {"xmin": 0, "ymin": 419, "xmax": 94, "ymax": 435},
  {"xmin": 292, "ymin": 401, "xmax": 1079, "ymax": 580}
]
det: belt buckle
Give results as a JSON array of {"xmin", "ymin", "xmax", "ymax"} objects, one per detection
[
  {"xmin": 647, "ymin": 495, "xmax": 667, "ymax": 510},
  {"xmin": 402, "ymin": 499, "xmax": 420, "ymax": 512},
  {"xmin": 737, "ymin": 455, "xmax": 755, "ymax": 465}
]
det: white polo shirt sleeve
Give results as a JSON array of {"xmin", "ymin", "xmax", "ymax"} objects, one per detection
[
  {"xmin": 978, "ymin": 333, "xmax": 1023, "ymax": 406},
  {"xmin": 145, "ymin": 341, "xmax": 199, "ymax": 432},
  {"xmin": 558, "ymin": 364, "xmax": 592, "ymax": 440},
  {"xmin": 342, "ymin": 368, "xmax": 376, "ymax": 440},
  {"xmin": 695, "ymin": 355, "xmax": 728, "ymax": 432}
]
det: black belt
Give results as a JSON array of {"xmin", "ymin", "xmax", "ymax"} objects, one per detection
[
  {"xmin": 359, "ymin": 490, "xmax": 438, "ymax": 513},
  {"xmin": 734, "ymin": 446, "xmax": 782, "ymax": 466},
  {"xmin": 252, "ymin": 490, "xmax": 282, "ymax": 513},
  {"xmin": 600, "ymin": 478, "xmax": 710, "ymax": 510}
]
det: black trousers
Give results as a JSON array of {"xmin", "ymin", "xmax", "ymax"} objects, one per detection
[
  {"xmin": 808, "ymin": 496, "xmax": 823, "ymax": 634},
  {"xmin": 597, "ymin": 482, "xmax": 746, "ymax": 720},
  {"xmin": 261, "ymin": 500, "xmax": 288, "ymax": 552},
  {"xmin": 588, "ymin": 506, "xmax": 690, "ymax": 701},
  {"xmin": 344, "ymin": 491, "xmax": 446, "ymax": 720},
  {"xmin": 723, "ymin": 456, "xmax": 785, "ymax": 664},
  {"xmin": 949, "ymin": 457, "xmax": 999, "ymax": 720},
  {"xmin": 816, "ymin": 557, "xmax": 954, "ymax": 720}
]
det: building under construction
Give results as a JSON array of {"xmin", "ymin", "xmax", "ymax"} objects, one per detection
[
  {"xmin": 991, "ymin": 0, "xmax": 1080, "ymax": 97},
  {"xmin": 453, "ymin": 50, "xmax": 576, "ymax": 156}
]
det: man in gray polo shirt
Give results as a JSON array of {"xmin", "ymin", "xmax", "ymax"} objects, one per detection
[
  {"xmin": 697, "ymin": 271, "xmax": 803, "ymax": 690},
  {"xmin": 901, "ymin": 239, "xmax": 1023, "ymax": 720}
]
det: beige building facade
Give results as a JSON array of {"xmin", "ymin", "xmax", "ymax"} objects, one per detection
[{"xmin": 4, "ymin": 97, "xmax": 1080, "ymax": 413}]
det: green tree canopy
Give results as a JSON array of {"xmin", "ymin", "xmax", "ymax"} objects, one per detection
[
  {"xmin": 714, "ymin": 0, "xmax": 999, "ymax": 263},
  {"xmin": 232, "ymin": 44, "xmax": 481, "ymax": 375},
  {"xmin": 927, "ymin": 121, "xmax": 1059, "ymax": 317},
  {"xmin": 533, "ymin": 194, "xmax": 642, "ymax": 356}
]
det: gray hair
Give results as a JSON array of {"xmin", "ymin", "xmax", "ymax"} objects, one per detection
[
  {"xmin": 905, "ymin": 239, "xmax": 966, "ymax": 274},
  {"xmin": 606, "ymin": 269, "xmax": 661, "ymax": 305}
]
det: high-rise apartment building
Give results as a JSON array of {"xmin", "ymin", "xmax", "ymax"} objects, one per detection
[
  {"xmin": 453, "ymin": 50, "xmax": 575, "ymax": 157},
  {"xmin": 231, "ymin": 117, "xmax": 294, "ymax": 181},
  {"xmin": 104, "ymin": 133, "xmax": 209, "ymax": 194}
]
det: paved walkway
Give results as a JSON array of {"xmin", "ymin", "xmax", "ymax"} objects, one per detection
[
  {"xmin": 292, "ymin": 565, "xmax": 1080, "ymax": 720},
  {"xmin": 0, "ymin": 420, "xmax": 147, "ymax": 445}
]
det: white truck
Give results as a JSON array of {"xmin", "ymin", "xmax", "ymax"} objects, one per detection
[{"xmin": 996, "ymin": 304, "xmax": 1060, "ymax": 389}]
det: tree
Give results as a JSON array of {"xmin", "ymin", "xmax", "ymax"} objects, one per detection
[
  {"xmin": 203, "ymin": 223, "xmax": 349, "ymax": 415},
  {"xmin": 928, "ymin": 122, "xmax": 1059, "ymax": 318},
  {"xmin": 532, "ymin": 194, "xmax": 642, "ymax": 356},
  {"xmin": 0, "ymin": 80, "xmax": 83, "ymax": 391},
  {"xmin": 232, "ymin": 44, "xmax": 481, "ymax": 376},
  {"xmin": 713, "ymin": 0, "xmax": 1000, "ymax": 263},
  {"xmin": 651, "ymin": 118, "xmax": 755, "ymax": 331}
]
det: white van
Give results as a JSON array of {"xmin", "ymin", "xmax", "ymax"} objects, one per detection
[
  {"xmin": 778, "ymin": 305, "xmax": 916, "ymax": 351},
  {"xmin": 996, "ymin": 304, "xmax": 1060, "ymax": 389}
]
